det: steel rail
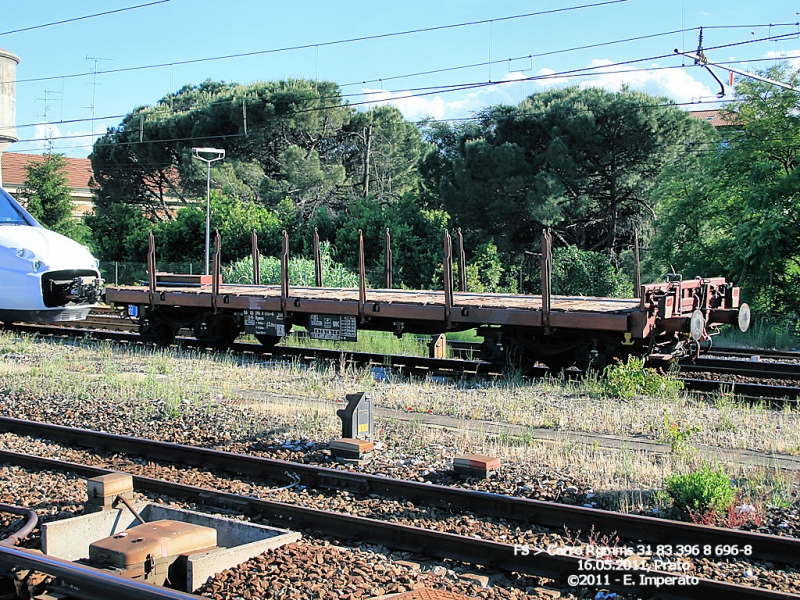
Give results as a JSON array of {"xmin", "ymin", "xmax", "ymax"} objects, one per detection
[
  {"xmin": 0, "ymin": 449, "xmax": 794, "ymax": 600},
  {"xmin": 680, "ymin": 358, "xmax": 800, "ymax": 380},
  {"xmin": 3, "ymin": 322, "xmax": 497, "ymax": 376},
  {"xmin": 0, "ymin": 546, "xmax": 200, "ymax": 600},
  {"xmin": 0, "ymin": 417, "xmax": 798, "ymax": 566},
  {"xmin": 7, "ymin": 323, "xmax": 800, "ymax": 402},
  {"xmin": 708, "ymin": 347, "xmax": 800, "ymax": 361},
  {"xmin": 681, "ymin": 378, "xmax": 799, "ymax": 403}
]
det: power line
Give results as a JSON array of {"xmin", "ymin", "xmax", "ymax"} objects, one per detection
[
  {"xmin": 344, "ymin": 22, "xmax": 800, "ymax": 89},
  {"xmin": 6, "ymin": 0, "xmax": 631, "ymax": 85},
  {"xmin": 14, "ymin": 47, "xmax": 795, "ymax": 134},
  {"xmin": 16, "ymin": 32, "xmax": 799, "ymax": 151},
  {"xmin": 0, "ymin": 0, "xmax": 172, "ymax": 36},
  {"xmin": 4, "ymin": 60, "xmax": 762, "ymax": 149}
]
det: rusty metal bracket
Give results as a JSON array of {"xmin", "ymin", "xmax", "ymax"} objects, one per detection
[
  {"xmin": 0, "ymin": 503, "xmax": 37, "ymax": 547},
  {"xmin": 541, "ymin": 229, "xmax": 552, "ymax": 331},
  {"xmin": 667, "ymin": 272, "xmax": 683, "ymax": 316},
  {"xmin": 147, "ymin": 231, "xmax": 157, "ymax": 306},
  {"xmin": 212, "ymin": 232, "xmax": 221, "ymax": 313},
  {"xmin": 443, "ymin": 230, "xmax": 453, "ymax": 328},
  {"xmin": 358, "ymin": 230, "xmax": 367, "ymax": 322},
  {"xmin": 251, "ymin": 230, "xmax": 260, "ymax": 285},
  {"xmin": 280, "ymin": 231, "xmax": 289, "ymax": 317},
  {"xmin": 313, "ymin": 228, "xmax": 322, "ymax": 287},
  {"xmin": 384, "ymin": 228, "xmax": 393, "ymax": 289},
  {"xmin": 457, "ymin": 228, "xmax": 466, "ymax": 292},
  {"xmin": 633, "ymin": 228, "xmax": 641, "ymax": 299}
]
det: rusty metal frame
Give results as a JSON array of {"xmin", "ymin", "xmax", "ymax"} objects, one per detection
[
  {"xmin": 384, "ymin": 228, "xmax": 392, "ymax": 290},
  {"xmin": 358, "ymin": 230, "xmax": 366, "ymax": 322},
  {"xmin": 456, "ymin": 228, "xmax": 466, "ymax": 292},
  {"xmin": 633, "ymin": 228, "xmax": 641, "ymax": 298},
  {"xmin": 443, "ymin": 230, "xmax": 453, "ymax": 328},
  {"xmin": 147, "ymin": 231, "xmax": 157, "ymax": 306},
  {"xmin": 313, "ymin": 228, "xmax": 322, "ymax": 287},
  {"xmin": 280, "ymin": 231, "xmax": 289, "ymax": 317},
  {"xmin": 211, "ymin": 232, "xmax": 221, "ymax": 312},
  {"xmin": 541, "ymin": 229, "xmax": 552, "ymax": 331},
  {"xmin": 251, "ymin": 230, "xmax": 260, "ymax": 285},
  {"xmin": 106, "ymin": 231, "xmax": 746, "ymax": 346}
]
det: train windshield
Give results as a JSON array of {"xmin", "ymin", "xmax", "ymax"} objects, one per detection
[{"xmin": 0, "ymin": 186, "xmax": 36, "ymax": 226}]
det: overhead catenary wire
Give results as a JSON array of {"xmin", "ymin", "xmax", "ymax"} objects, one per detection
[
  {"xmin": 0, "ymin": 1, "xmax": 172, "ymax": 36},
  {"xmin": 11, "ymin": 21, "xmax": 800, "ymax": 141},
  {"xmin": 4, "ymin": 0, "xmax": 630, "ymax": 87},
  {"xmin": 14, "ymin": 31, "xmax": 799, "ymax": 145}
]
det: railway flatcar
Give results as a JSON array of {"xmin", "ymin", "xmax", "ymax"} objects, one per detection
[
  {"xmin": 0, "ymin": 186, "xmax": 102, "ymax": 323},
  {"xmin": 104, "ymin": 230, "xmax": 750, "ymax": 371}
]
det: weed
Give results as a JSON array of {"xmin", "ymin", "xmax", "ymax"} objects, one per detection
[
  {"xmin": 661, "ymin": 413, "xmax": 701, "ymax": 457},
  {"xmin": 160, "ymin": 398, "xmax": 182, "ymax": 420},
  {"xmin": 665, "ymin": 465, "xmax": 736, "ymax": 515},
  {"xmin": 687, "ymin": 502, "xmax": 764, "ymax": 529},
  {"xmin": 602, "ymin": 356, "xmax": 684, "ymax": 400}
]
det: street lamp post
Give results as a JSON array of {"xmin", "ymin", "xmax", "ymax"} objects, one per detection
[{"xmin": 191, "ymin": 147, "xmax": 225, "ymax": 275}]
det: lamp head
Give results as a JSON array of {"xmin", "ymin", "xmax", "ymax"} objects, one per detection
[{"xmin": 192, "ymin": 147, "xmax": 225, "ymax": 160}]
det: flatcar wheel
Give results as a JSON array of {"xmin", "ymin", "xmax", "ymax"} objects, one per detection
[
  {"xmin": 195, "ymin": 315, "xmax": 239, "ymax": 350},
  {"xmin": 542, "ymin": 352, "xmax": 575, "ymax": 373},
  {"xmin": 141, "ymin": 318, "xmax": 177, "ymax": 347},
  {"xmin": 255, "ymin": 334, "xmax": 283, "ymax": 348}
]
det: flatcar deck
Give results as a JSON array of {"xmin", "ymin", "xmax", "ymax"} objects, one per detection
[
  {"xmin": 122, "ymin": 284, "xmax": 640, "ymax": 311},
  {"xmin": 105, "ymin": 283, "xmax": 645, "ymax": 337}
]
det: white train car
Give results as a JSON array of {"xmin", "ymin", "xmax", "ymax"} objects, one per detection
[{"xmin": 0, "ymin": 185, "xmax": 102, "ymax": 323}]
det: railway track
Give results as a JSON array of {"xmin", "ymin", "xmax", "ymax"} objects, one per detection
[
  {"xmin": 6, "ymin": 309, "xmax": 800, "ymax": 405},
  {"xmin": 0, "ymin": 417, "xmax": 798, "ymax": 599}
]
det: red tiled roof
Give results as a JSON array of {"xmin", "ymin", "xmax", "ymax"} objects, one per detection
[
  {"xmin": 689, "ymin": 109, "xmax": 735, "ymax": 128},
  {"xmin": 1, "ymin": 151, "xmax": 94, "ymax": 190}
]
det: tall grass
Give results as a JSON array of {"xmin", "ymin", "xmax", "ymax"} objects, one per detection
[
  {"xmin": 713, "ymin": 320, "xmax": 798, "ymax": 350},
  {"xmin": 223, "ymin": 244, "xmax": 358, "ymax": 288}
]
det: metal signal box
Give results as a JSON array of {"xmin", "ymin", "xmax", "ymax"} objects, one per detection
[
  {"xmin": 88, "ymin": 520, "xmax": 217, "ymax": 586},
  {"xmin": 336, "ymin": 392, "xmax": 374, "ymax": 440}
]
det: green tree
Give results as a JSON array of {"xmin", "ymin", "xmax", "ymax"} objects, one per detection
[
  {"xmin": 18, "ymin": 153, "xmax": 75, "ymax": 234},
  {"xmin": 85, "ymin": 201, "xmax": 151, "ymax": 261},
  {"xmin": 331, "ymin": 194, "xmax": 449, "ymax": 289},
  {"xmin": 90, "ymin": 79, "xmax": 355, "ymax": 224},
  {"xmin": 650, "ymin": 62, "xmax": 800, "ymax": 316},
  {"xmin": 428, "ymin": 87, "xmax": 714, "ymax": 268},
  {"xmin": 154, "ymin": 191, "xmax": 284, "ymax": 262}
]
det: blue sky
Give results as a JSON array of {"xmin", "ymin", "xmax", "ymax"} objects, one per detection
[{"xmin": 3, "ymin": 0, "xmax": 799, "ymax": 158}]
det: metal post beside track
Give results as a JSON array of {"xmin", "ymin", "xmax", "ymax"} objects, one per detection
[
  {"xmin": 313, "ymin": 228, "xmax": 322, "ymax": 287},
  {"xmin": 358, "ymin": 230, "xmax": 366, "ymax": 322},
  {"xmin": 251, "ymin": 230, "xmax": 260, "ymax": 286},
  {"xmin": 541, "ymin": 228, "xmax": 552, "ymax": 331}
]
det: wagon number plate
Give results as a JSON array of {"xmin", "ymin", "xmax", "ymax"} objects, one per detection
[
  {"xmin": 242, "ymin": 310, "xmax": 286, "ymax": 337},
  {"xmin": 308, "ymin": 314, "xmax": 357, "ymax": 342}
]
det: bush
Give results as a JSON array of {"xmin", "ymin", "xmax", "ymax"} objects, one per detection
[
  {"xmin": 602, "ymin": 356, "xmax": 684, "ymax": 399},
  {"xmin": 223, "ymin": 244, "xmax": 359, "ymax": 288},
  {"xmin": 665, "ymin": 466, "xmax": 736, "ymax": 514}
]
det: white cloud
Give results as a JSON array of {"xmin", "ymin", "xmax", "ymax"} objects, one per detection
[
  {"xmin": 534, "ymin": 67, "xmax": 570, "ymax": 87},
  {"xmin": 13, "ymin": 124, "xmax": 98, "ymax": 158},
  {"xmin": 360, "ymin": 56, "xmax": 733, "ymax": 122},
  {"xmin": 572, "ymin": 60, "xmax": 717, "ymax": 104},
  {"xmin": 764, "ymin": 50, "xmax": 800, "ymax": 70},
  {"xmin": 361, "ymin": 80, "xmax": 529, "ymax": 121}
]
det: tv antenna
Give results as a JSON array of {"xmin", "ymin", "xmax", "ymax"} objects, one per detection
[
  {"xmin": 86, "ymin": 56, "xmax": 112, "ymax": 137},
  {"xmin": 35, "ymin": 89, "xmax": 62, "ymax": 152}
]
